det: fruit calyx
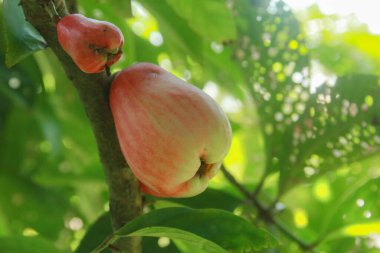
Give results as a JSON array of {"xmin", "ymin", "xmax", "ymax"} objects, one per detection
[
  {"xmin": 196, "ymin": 161, "xmax": 215, "ymax": 178},
  {"xmin": 88, "ymin": 43, "xmax": 122, "ymax": 66}
]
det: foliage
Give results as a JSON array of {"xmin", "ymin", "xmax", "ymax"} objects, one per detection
[
  {"xmin": 1, "ymin": 0, "xmax": 380, "ymax": 252},
  {"xmin": 90, "ymin": 208, "xmax": 276, "ymax": 253}
]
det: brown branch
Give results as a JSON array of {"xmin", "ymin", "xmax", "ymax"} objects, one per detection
[
  {"xmin": 19, "ymin": 1, "xmax": 142, "ymax": 252},
  {"xmin": 65, "ymin": 0, "xmax": 78, "ymax": 13},
  {"xmin": 220, "ymin": 165, "xmax": 317, "ymax": 252}
]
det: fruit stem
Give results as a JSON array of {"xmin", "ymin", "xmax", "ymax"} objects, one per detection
[
  {"xmin": 43, "ymin": 1, "xmax": 60, "ymax": 23},
  {"xmin": 106, "ymin": 66, "xmax": 111, "ymax": 77}
]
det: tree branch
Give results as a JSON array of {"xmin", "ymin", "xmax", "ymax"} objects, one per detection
[
  {"xmin": 65, "ymin": 0, "xmax": 78, "ymax": 13},
  {"xmin": 19, "ymin": 1, "xmax": 142, "ymax": 252},
  {"xmin": 220, "ymin": 165, "xmax": 316, "ymax": 252}
]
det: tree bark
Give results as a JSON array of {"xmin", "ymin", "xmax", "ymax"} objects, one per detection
[{"xmin": 19, "ymin": 0, "xmax": 142, "ymax": 252}]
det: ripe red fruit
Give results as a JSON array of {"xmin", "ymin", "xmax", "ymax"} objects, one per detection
[
  {"xmin": 110, "ymin": 63, "xmax": 232, "ymax": 198},
  {"xmin": 57, "ymin": 14, "xmax": 124, "ymax": 73}
]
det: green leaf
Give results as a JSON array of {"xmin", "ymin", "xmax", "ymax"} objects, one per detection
[
  {"xmin": 0, "ymin": 51, "xmax": 43, "ymax": 123},
  {"xmin": 138, "ymin": 0, "xmax": 245, "ymax": 97},
  {"xmin": 77, "ymin": 212, "xmax": 181, "ymax": 253},
  {"xmin": 301, "ymin": 7, "xmax": 380, "ymax": 75},
  {"xmin": 336, "ymin": 220, "xmax": 380, "ymax": 238},
  {"xmin": 139, "ymin": 0, "xmax": 203, "ymax": 61},
  {"xmin": 149, "ymin": 188, "xmax": 243, "ymax": 211},
  {"xmin": 129, "ymin": 227, "xmax": 227, "ymax": 253},
  {"xmin": 225, "ymin": 0, "xmax": 311, "ymax": 180},
  {"xmin": 108, "ymin": 0, "xmax": 133, "ymax": 18},
  {"xmin": 3, "ymin": 0, "xmax": 47, "ymax": 67},
  {"xmin": 278, "ymin": 74, "xmax": 380, "ymax": 191},
  {"xmin": 0, "ymin": 174, "xmax": 69, "ymax": 240},
  {"xmin": 227, "ymin": 0, "xmax": 380, "ymax": 197},
  {"xmin": 76, "ymin": 213, "xmax": 113, "ymax": 253},
  {"xmin": 0, "ymin": 208, "xmax": 10, "ymax": 237},
  {"xmin": 98, "ymin": 207, "xmax": 277, "ymax": 253},
  {"xmin": 0, "ymin": 236, "xmax": 68, "ymax": 253},
  {"xmin": 166, "ymin": 0, "xmax": 237, "ymax": 42},
  {"xmin": 142, "ymin": 237, "xmax": 181, "ymax": 253},
  {"xmin": 318, "ymin": 170, "xmax": 380, "ymax": 237}
]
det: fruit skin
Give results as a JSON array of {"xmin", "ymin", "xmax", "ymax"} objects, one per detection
[
  {"xmin": 110, "ymin": 63, "xmax": 232, "ymax": 198},
  {"xmin": 57, "ymin": 14, "xmax": 124, "ymax": 73}
]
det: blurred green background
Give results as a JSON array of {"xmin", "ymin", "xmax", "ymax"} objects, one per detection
[{"xmin": 1, "ymin": 0, "xmax": 380, "ymax": 252}]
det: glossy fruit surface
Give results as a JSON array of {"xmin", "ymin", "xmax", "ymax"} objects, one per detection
[
  {"xmin": 110, "ymin": 63, "xmax": 232, "ymax": 197},
  {"xmin": 57, "ymin": 14, "xmax": 123, "ymax": 73}
]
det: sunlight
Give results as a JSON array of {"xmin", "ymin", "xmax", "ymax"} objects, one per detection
[
  {"xmin": 158, "ymin": 237, "xmax": 171, "ymax": 248},
  {"xmin": 127, "ymin": 1, "xmax": 161, "ymax": 46},
  {"xmin": 284, "ymin": 0, "xmax": 380, "ymax": 34},
  {"xmin": 312, "ymin": 179, "xmax": 332, "ymax": 202},
  {"xmin": 22, "ymin": 227, "xmax": 39, "ymax": 237},
  {"xmin": 343, "ymin": 222, "xmax": 380, "ymax": 236},
  {"xmin": 224, "ymin": 133, "xmax": 247, "ymax": 181},
  {"xmin": 293, "ymin": 208, "xmax": 308, "ymax": 228}
]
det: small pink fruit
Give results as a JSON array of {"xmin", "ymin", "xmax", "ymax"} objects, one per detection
[
  {"xmin": 57, "ymin": 14, "xmax": 124, "ymax": 73},
  {"xmin": 110, "ymin": 63, "xmax": 232, "ymax": 198}
]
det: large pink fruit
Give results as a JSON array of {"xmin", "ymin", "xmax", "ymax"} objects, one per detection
[
  {"xmin": 57, "ymin": 14, "xmax": 124, "ymax": 73},
  {"xmin": 110, "ymin": 63, "xmax": 232, "ymax": 198}
]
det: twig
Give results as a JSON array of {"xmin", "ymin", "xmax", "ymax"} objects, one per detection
[
  {"xmin": 252, "ymin": 170, "xmax": 268, "ymax": 197},
  {"xmin": 220, "ymin": 165, "xmax": 316, "ymax": 251}
]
